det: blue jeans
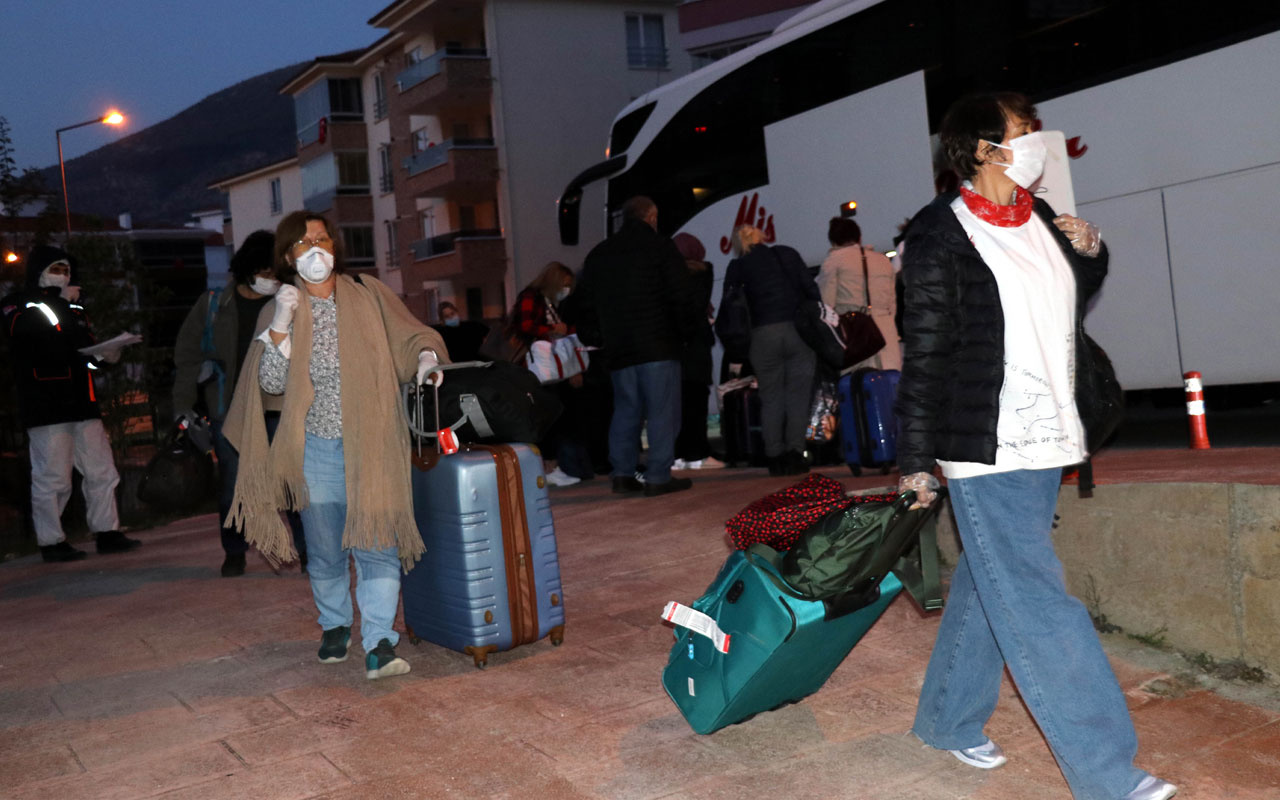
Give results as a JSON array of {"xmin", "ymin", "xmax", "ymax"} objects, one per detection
[
  {"xmin": 300, "ymin": 434, "xmax": 402, "ymax": 653},
  {"xmin": 609, "ymin": 360, "xmax": 681, "ymax": 484},
  {"xmin": 912, "ymin": 468, "xmax": 1148, "ymax": 800}
]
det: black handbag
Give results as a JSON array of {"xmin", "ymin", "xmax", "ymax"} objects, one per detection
[
  {"xmin": 405, "ymin": 361, "xmax": 563, "ymax": 445},
  {"xmin": 714, "ymin": 282, "xmax": 753, "ymax": 364},
  {"xmin": 1075, "ymin": 328, "xmax": 1123, "ymax": 451},
  {"xmin": 138, "ymin": 419, "xmax": 215, "ymax": 511},
  {"xmin": 837, "ymin": 247, "xmax": 886, "ymax": 369}
]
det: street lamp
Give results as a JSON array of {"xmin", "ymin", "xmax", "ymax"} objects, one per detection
[{"xmin": 56, "ymin": 110, "xmax": 125, "ymax": 237}]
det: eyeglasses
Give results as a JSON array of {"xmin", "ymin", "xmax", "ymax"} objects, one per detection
[{"xmin": 289, "ymin": 234, "xmax": 334, "ymax": 258}]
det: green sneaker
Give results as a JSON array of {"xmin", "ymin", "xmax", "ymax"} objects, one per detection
[
  {"xmin": 318, "ymin": 626, "xmax": 350, "ymax": 664},
  {"xmin": 365, "ymin": 638, "xmax": 410, "ymax": 680}
]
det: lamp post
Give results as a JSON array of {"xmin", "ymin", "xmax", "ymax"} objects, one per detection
[{"xmin": 56, "ymin": 110, "xmax": 125, "ymax": 238}]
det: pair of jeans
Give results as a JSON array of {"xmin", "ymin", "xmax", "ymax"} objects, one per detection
[
  {"xmin": 212, "ymin": 415, "xmax": 305, "ymax": 557},
  {"xmin": 299, "ymin": 434, "xmax": 402, "ymax": 653},
  {"xmin": 608, "ymin": 360, "xmax": 681, "ymax": 484},
  {"xmin": 748, "ymin": 322, "xmax": 816, "ymax": 458},
  {"xmin": 912, "ymin": 467, "xmax": 1148, "ymax": 799}
]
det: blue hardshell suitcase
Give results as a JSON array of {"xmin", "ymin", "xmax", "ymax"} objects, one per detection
[
  {"xmin": 838, "ymin": 368, "xmax": 900, "ymax": 476},
  {"xmin": 662, "ymin": 550, "xmax": 902, "ymax": 734},
  {"xmin": 403, "ymin": 441, "xmax": 566, "ymax": 668}
]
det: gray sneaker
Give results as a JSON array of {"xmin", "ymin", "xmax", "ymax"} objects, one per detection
[
  {"xmin": 949, "ymin": 738, "xmax": 1007, "ymax": 770},
  {"xmin": 1123, "ymin": 776, "xmax": 1178, "ymax": 800}
]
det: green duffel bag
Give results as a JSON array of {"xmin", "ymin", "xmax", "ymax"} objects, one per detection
[{"xmin": 747, "ymin": 488, "xmax": 946, "ymax": 613}]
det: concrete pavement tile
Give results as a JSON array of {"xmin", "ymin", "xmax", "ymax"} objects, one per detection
[
  {"xmin": 4, "ymin": 740, "xmax": 242, "ymax": 800},
  {"xmin": 1165, "ymin": 718, "xmax": 1280, "ymax": 793},
  {"xmin": 586, "ymin": 734, "xmax": 744, "ymax": 800},
  {"xmin": 1130, "ymin": 690, "xmax": 1280, "ymax": 759},
  {"xmin": 0, "ymin": 743, "xmax": 84, "ymax": 791},
  {"xmin": 271, "ymin": 685, "xmax": 372, "ymax": 718},
  {"xmin": 0, "ymin": 689, "xmax": 61, "ymax": 728},
  {"xmin": 810, "ymin": 684, "xmax": 917, "ymax": 743},
  {"xmin": 150, "ymin": 752, "xmax": 350, "ymax": 800}
]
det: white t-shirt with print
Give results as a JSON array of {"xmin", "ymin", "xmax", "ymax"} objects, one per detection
[{"xmin": 938, "ymin": 196, "xmax": 1086, "ymax": 479}]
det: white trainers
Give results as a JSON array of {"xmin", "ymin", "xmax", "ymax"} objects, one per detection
[
  {"xmin": 949, "ymin": 738, "xmax": 1007, "ymax": 770},
  {"xmin": 1123, "ymin": 775, "xmax": 1178, "ymax": 800},
  {"xmin": 672, "ymin": 459, "xmax": 688, "ymax": 470},
  {"xmin": 691, "ymin": 456, "xmax": 726, "ymax": 469},
  {"xmin": 545, "ymin": 467, "xmax": 581, "ymax": 487}
]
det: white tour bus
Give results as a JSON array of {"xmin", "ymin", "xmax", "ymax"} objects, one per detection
[{"xmin": 558, "ymin": 0, "xmax": 1280, "ymax": 390}]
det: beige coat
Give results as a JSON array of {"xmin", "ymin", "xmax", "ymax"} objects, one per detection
[{"xmin": 816, "ymin": 244, "xmax": 902, "ymax": 371}]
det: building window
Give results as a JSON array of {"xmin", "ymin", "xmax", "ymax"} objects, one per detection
[
  {"xmin": 626, "ymin": 13, "xmax": 668, "ymax": 69},
  {"xmin": 335, "ymin": 151, "xmax": 370, "ymax": 194},
  {"xmin": 269, "ymin": 177, "xmax": 283, "ymax": 214},
  {"xmin": 378, "ymin": 144, "xmax": 394, "ymax": 193},
  {"xmin": 384, "ymin": 219, "xmax": 398, "ymax": 267},
  {"xmin": 412, "ymin": 127, "xmax": 432, "ymax": 153},
  {"xmin": 342, "ymin": 226, "xmax": 376, "ymax": 267},
  {"xmin": 328, "ymin": 78, "xmax": 363, "ymax": 120},
  {"xmin": 372, "ymin": 72, "xmax": 388, "ymax": 120}
]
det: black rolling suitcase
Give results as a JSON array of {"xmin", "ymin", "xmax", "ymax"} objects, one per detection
[{"xmin": 721, "ymin": 386, "xmax": 766, "ymax": 467}]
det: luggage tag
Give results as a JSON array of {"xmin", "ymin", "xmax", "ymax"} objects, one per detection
[{"xmin": 661, "ymin": 601, "xmax": 731, "ymax": 654}]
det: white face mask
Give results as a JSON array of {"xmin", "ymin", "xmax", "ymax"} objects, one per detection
[
  {"xmin": 294, "ymin": 247, "xmax": 335, "ymax": 284},
  {"xmin": 38, "ymin": 267, "xmax": 71, "ymax": 289},
  {"xmin": 985, "ymin": 131, "xmax": 1048, "ymax": 189},
  {"xmin": 251, "ymin": 276, "xmax": 281, "ymax": 295},
  {"xmin": 555, "ymin": 287, "xmax": 571, "ymax": 303}
]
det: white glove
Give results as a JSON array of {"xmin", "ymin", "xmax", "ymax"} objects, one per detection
[
  {"xmin": 417, "ymin": 349, "xmax": 443, "ymax": 387},
  {"xmin": 269, "ymin": 285, "xmax": 301, "ymax": 334},
  {"xmin": 898, "ymin": 471, "xmax": 941, "ymax": 509},
  {"xmin": 1052, "ymin": 214, "xmax": 1102, "ymax": 257}
]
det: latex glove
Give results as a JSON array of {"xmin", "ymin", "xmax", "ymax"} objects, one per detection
[
  {"xmin": 269, "ymin": 285, "xmax": 301, "ymax": 334},
  {"xmin": 1052, "ymin": 214, "xmax": 1102, "ymax": 257},
  {"xmin": 417, "ymin": 349, "xmax": 443, "ymax": 387},
  {"xmin": 898, "ymin": 471, "xmax": 941, "ymax": 509},
  {"xmin": 174, "ymin": 408, "xmax": 197, "ymax": 424},
  {"xmin": 62, "ymin": 285, "xmax": 81, "ymax": 303},
  {"xmin": 728, "ymin": 363, "xmax": 742, "ymax": 377}
]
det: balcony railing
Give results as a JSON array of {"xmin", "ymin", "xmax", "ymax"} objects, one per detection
[
  {"xmin": 627, "ymin": 46, "xmax": 669, "ymax": 69},
  {"xmin": 410, "ymin": 228, "xmax": 503, "ymax": 260},
  {"xmin": 379, "ymin": 171, "xmax": 394, "ymax": 194},
  {"xmin": 297, "ymin": 117, "xmax": 325, "ymax": 147},
  {"xmin": 373, "ymin": 97, "xmax": 388, "ymax": 120},
  {"xmin": 403, "ymin": 138, "xmax": 496, "ymax": 177},
  {"xmin": 396, "ymin": 47, "xmax": 489, "ymax": 92}
]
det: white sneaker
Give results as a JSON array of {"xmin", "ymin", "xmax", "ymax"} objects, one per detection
[
  {"xmin": 545, "ymin": 467, "xmax": 581, "ymax": 487},
  {"xmin": 949, "ymin": 739, "xmax": 1007, "ymax": 770},
  {"xmin": 1123, "ymin": 775, "xmax": 1178, "ymax": 800},
  {"xmin": 672, "ymin": 458, "xmax": 688, "ymax": 470},
  {"xmin": 691, "ymin": 456, "xmax": 726, "ymax": 470}
]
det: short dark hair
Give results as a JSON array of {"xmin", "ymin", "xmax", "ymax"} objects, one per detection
[
  {"xmin": 273, "ymin": 210, "xmax": 344, "ymax": 281},
  {"xmin": 438, "ymin": 301, "xmax": 458, "ymax": 316},
  {"xmin": 827, "ymin": 217, "xmax": 861, "ymax": 247},
  {"xmin": 230, "ymin": 230, "xmax": 275, "ymax": 285},
  {"xmin": 939, "ymin": 92, "xmax": 1039, "ymax": 181},
  {"xmin": 622, "ymin": 195, "xmax": 655, "ymax": 221}
]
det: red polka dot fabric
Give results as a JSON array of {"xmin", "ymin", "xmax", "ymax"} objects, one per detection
[{"xmin": 725, "ymin": 473, "xmax": 897, "ymax": 551}]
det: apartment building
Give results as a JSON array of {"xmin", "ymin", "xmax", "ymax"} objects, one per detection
[
  {"xmin": 207, "ymin": 156, "xmax": 301, "ymax": 253},
  {"xmin": 256, "ymin": 0, "xmax": 686, "ymax": 323}
]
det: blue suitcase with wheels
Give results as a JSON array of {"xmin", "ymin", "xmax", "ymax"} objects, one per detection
[
  {"xmin": 838, "ymin": 368, "xmax": 899, "ymax": 476},
  {"xmin": 401, "ymin": 378, "xmax": 566, "ymax": 669},
  {"xmin": 661, "ymin": 550, "xmax": 902, "ymax": 734}
]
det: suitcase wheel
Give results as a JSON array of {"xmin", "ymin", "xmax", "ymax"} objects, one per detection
[
  {"xmin": 848, "ymin": 464, "xmax": 863, "ymax": 477},
  {"xmin": 550, "ymin": 624, "xmax": 565, "ymax": 647},
  {"xmin": 408, "ymin": 634, "xmax": 421, "ymax": 646},
  {"xmin": 405, "ymin": 624, "xmax": 421, "ymax": 647},
  {"xmin": 465, "ymin": 644, "xmax": 498, "ymax": 669}
]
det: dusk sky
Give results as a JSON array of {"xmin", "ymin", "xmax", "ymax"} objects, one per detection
[{"xmin": 0, "ymin": 1, "xmax": 389, "ymax": 171}]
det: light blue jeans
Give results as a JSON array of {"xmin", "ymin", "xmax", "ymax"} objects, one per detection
[
  {"xmin": 912, "ymin": 468, "xmax": 1148, "ymax": 800},
  {"xmin": 609, "ymin": 359, "xmax": 682, "ymax": 484},
  {"xmin": 300, "ymin": 434, "xmax": 402, "ymax": 653}
]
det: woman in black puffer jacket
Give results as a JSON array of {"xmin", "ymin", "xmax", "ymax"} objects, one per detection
[{"xmin": 895, "ymin": 93, "xmax": 1174, "ymax": 800}]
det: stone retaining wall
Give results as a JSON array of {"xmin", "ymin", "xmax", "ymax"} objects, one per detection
[{"xmin": 929, "ymin": 482, "xmax": 1280, "ymax": 676}]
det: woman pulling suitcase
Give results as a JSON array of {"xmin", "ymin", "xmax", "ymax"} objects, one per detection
[
  {"xmin": 222, "ymin": 210, "xmax": 448, "ymax": 680},
  {"xmin": 895, "ymin": 92, "xmax": 1175, "ymax": 800}
]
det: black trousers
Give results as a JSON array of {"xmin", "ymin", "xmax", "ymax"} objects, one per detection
[{"xmin": 675, "ymin": 380, "xmax": 712, "ymax": 462}]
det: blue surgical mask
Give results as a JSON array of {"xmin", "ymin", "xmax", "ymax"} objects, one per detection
[{"xmin": 443, "ymin": 317, "xmax": 461, "ymax": 327}]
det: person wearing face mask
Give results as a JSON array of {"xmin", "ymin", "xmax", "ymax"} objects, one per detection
[
  {"xmin": 894, "ymin": 93, "xmax": 1175, "ymax": 800},
  {"xmin": 430, "ymin": 301, "xmax": 488, "ymax": 363},
  {"xmin": 221, "ymin": 210, "xmax": 449, "ymax": 681},
  {"xmin": 506, "ymin": 261, "xmax": 589, "ymax": 486},
  {"xmin": 172, "ymin": 230, "xmax": 305, "ymax": 577},
  {"xmin": 0, "ymin": 245, "xmax": 140, "ymax": 562}
]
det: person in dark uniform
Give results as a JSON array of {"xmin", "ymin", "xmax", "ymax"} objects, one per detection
[{"xmin": 431, "ymin": 301, "xmax": 488, "ymax": 363}]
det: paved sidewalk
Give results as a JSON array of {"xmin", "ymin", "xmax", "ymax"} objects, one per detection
[{"xmin": 1, "ymin": 466, "xmax": 1278, "ymax": 799}]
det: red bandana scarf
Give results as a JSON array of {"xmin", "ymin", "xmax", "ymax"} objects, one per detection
[{"xmin": 960, "ymin": 185, "xmax": 1034, "ymax": 227}]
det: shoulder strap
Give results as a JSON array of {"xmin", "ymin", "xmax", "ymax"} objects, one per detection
[
  {"xmin": 859, "ymin": 247, "xmax": 871, "ymax": 308},
  {"xmin": 200, "ymin": 290, "xmax": 219, "ymax": 356}
]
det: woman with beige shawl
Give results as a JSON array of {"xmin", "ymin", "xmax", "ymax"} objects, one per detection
[{"xmin": 223, "ymin": 210, "xmax": 448, "ymax": 680}]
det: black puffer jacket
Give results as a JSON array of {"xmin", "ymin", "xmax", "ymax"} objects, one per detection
[
  {"xmin": 895, "ymin": 192, "xmax": 1107, "ymax": 476},
  {"xmin": 578, "ymin": 218, "xmax": 699, "ymax": 370}
]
